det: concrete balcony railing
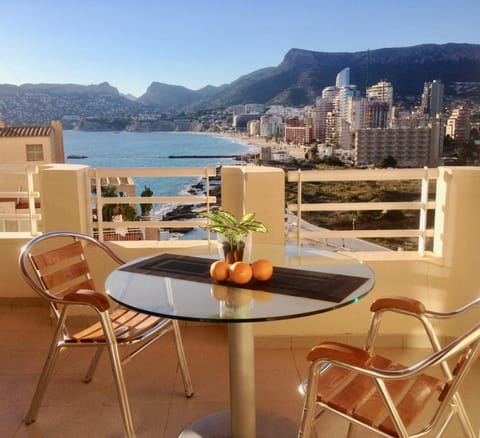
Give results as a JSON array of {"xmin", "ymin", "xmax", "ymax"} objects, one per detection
[
  {"xmin": 287, "ymin": 167, "xmax": 437, "ymax": 255},
  {"xmin": 1, "ymin": 163, "xmax": 479, "ymax": 344},
  {"xmin": 90, "ymin": 166, "xmax": 218, "ymax": 242}
]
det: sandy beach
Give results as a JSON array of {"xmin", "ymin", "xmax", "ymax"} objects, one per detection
[
  {"xmin": 217, "ymin": 132, "xmax": 311, "ymax": 163},
  {"xmin": 217, "ymin": 132, "xmax": 289, "ymax": 151}
]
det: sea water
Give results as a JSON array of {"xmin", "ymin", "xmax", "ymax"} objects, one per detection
[
  {"xmin": 64, "ymin": 130, "xmax": 255, "ymax": 220},
  {"xmin": 64, "ymin": 130, "xmax": 255, "ymax": 194}
]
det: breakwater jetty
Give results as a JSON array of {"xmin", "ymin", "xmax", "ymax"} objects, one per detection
[{"xmin": 168, "ymin": 154, "xmax": 242, "ymax": 159}]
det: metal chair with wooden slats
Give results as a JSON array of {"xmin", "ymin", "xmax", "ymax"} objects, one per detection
[
  {"xmin": 298, "ymin": 296, "xmax": 480, "ymax": 438},
  {"xmin": 19, "ymin": 231, "xmax": 194, "ymax": 438}
]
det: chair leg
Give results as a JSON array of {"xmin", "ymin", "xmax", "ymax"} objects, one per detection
[
  {"xmin": 84, "ymin": 346, "xmax": 104, "ymax": 383},
  {"xmin": 346, "ymin": 422, "xmax": 355, "ymax": 438},
  {"xmin": 100, "ymin": 313, "xmax": 135, "ymax": 438},
  {"xmin": 298, "ymin": 368, "xmax": 321, "ymax": 438},
  {"xmin": 453, "ymin": 394, "xmax": 476, "ymax": 438},
  {"xmin": 25, "ymin": 315, "xmax": 66, "ymax": 424},
  {"xmin": 171, "ymin": 319, "xmax": 194, "ymax": 397}
]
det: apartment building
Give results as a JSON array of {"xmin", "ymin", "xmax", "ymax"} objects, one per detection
[
  {"xmin": 259, "ymin": 115, "xmax": 282, "ymax": 138},
  {"xmin": 0, "ymin": 120, "xmax": 65, "ymax": 195},
  {"xmin": 247, "ymin": 119, "xmax": 260, "ymax": 136},
  {"xmin": 284, "ymin": 117, "xmax": 313, "ymax": 144},
  {"xmin": 446, "ymin": 106, "xmax": 471, "ymax": 143},
  {"xmin": 354, "ymin": 124, "xmax": 440, "ymax": 167},
  {"xmin": 0, "ymin": 120, "xmax": 65, "ymax": 231},
  {"xmin": 366, "ymin": 81, "xmax": 393, "ymax": 106},
  {"xmin": 391, "ymin": 110, "xmax": 432, "ymax": 128},
  {"xmin": 232, "ymin": 113, "xmax": 261, "ymax": 132},
  {"xmin": 0, "ymin": 120, "xmax": 64, "ymax": 165}
]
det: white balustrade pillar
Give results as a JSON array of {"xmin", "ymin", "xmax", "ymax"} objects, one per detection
[
  {"xmin": 432, "ymin": 166, "xmax": 480, "ymax": 312},
  {"xmin": 220, "ymin": 166, "xmax": 285, "ymax": 246},
  {"xmin": 39, "ymin": 163, "xmax": 92, "ymax": 234}
]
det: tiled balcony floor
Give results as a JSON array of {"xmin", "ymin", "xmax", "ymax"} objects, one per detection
[{"xmin": 0, "ymin": 306, "xmax": 478, "ymax": 438}]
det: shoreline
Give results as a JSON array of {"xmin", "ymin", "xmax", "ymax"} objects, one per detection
[
  {"xmin": 158, "ymin": 132, "xmax": 296, "ymax": 225},
  {"xmin": 217, "ymin": 132, "xmax": 289, "ymax": 151}
]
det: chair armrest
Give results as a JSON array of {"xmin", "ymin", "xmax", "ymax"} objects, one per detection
[
  {"xmin": 63, "ymin": 289, "xmax": 111, "ymax": 312},
  {"xmin": 370, "ymin": 296, "xmax": 426, "ymax": 315},
  {"xmin": 371, "ymin": 296, "xmax": 480, "ymax": 320},
  {"xmin": 307, "ymin": 342, "xmax": 373, "ymax": 368},
  {"xmin": 306, "ymin": 341, "xmax": 441, "ymax": 380}
]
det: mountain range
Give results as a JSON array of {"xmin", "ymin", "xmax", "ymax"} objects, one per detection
[
  {"xmin": 200, "ymin": 43, "xmax": 480, "ymax": 108},
  {"xmin": 1, "ymin": 43, "xmax": 479, "ymax": 124}
]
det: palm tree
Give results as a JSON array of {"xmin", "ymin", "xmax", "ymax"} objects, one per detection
[{"xmin": 140, "ymin": 185, "xmax": 154, "ymax": 218}]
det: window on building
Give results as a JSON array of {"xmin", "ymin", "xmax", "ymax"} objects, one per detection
[{"xmin": 26, "ymin": 144, "xmax": 44, "ymax": 161}]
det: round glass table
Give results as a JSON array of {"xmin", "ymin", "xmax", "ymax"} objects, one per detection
[{"xmin": 106, "ymin": 244, "xmax": 375, "ymax": 438}]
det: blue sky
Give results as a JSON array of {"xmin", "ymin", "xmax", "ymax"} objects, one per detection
[{"xmin": 1, "ymin": 0, "xmax": 479, "ymax": 97}]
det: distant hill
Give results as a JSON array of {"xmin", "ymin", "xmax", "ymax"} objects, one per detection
[
  {"xmin": 0, "ymin": 82, "xmax": 143, "ymax": 125},
  {"xmin": 0, "ymin": 43, "xmax": 479, "ymax": 125},
  {"xmin": 137, "ymin": 82, "xmax": 227, "ymax": 110},
  {"xmin": 0, "ymin": 81, "xmax": 120, "ymax": 96}
]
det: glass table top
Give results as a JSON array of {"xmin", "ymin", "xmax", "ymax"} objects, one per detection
[{"xmin": 105, "ymin": 244, "xmax": 375, "ymax": 323}]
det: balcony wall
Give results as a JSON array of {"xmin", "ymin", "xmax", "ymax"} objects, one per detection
[{"xmin": 1, "ymin": 164, "xmax": 479, "ymax": 345}]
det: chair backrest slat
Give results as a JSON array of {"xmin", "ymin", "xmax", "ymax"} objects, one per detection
[
  {"xmin": 31, "ymin": 241, "xmax": 85, "ymax": 269},
  {"xmin": 30, "ymin": 240, "xmax": 96, "ymax": 298},
  {"xmin": 40, "ymin": 259, "xmax": 92, "ymax": 290}
]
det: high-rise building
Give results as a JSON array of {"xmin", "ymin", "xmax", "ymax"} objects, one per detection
[
  {"xmin": 311, "ymin": 98, "xmax": 334, "ymax": 142},
  {"xmin": 338, "ymin": 119, "xmax": 353, "ymax": 149},
  {"xmin": 336, "ymin": 67, "xmax": 350, "ymax": 88},
  {"xmin": 429, "ymin": 115, "xmax": 444, "ymax": 166},
  {"xmin": 325, "ymin": 111, "xmax": 338, "ymax": 147},
  {"xmin": 446, "ymin": 106, "xmax": 471, "ymax": 143},
  {"xmin": 421, "ymin": 80, "xmax": 444, "ymax": 116},
  {"xmin": 365, "ymin": 101, "xmax": 390, "ymax": 129},
  {"xmin": 365, "ymin": 81, "xmax": 394, "ymax": 128},
  {"xmin": 336, "ymin": 85, "xmax": 358, "ymax": 121}
]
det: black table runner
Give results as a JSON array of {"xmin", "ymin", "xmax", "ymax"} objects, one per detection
[{"xmin": 120, "ymin": 253, "xmax": 368, "ymax": 303}]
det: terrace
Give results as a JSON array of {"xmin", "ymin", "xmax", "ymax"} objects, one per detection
[{"xmin": 0, "ymin": 163, "xmax": 479, "ymax": 437}]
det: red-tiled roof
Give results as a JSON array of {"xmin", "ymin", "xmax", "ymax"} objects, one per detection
[{"xmin": 0, "ymin": 125, "xmax": 52, "ymax": 137}]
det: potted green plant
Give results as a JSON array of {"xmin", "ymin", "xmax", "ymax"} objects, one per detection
[{"xmin": 201, "ymin": 209, "xmax": 268, "ymax": 263}]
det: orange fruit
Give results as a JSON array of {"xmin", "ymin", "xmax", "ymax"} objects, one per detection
[
  {"xmin": 229, "ymin": 261, "xmax": 253, "ymax": 285},
  {"xmin": 210, "ymin": 260, "xmax": 230, "ymax": 282},
  {"xmin": 251, "ymin": 259, "xmax": 273, "ymax": 281}
]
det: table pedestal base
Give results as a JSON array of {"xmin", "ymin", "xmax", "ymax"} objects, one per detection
[{"xmin": 178, "ymin": 410, "xmax": 298, "ymax": 438}]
